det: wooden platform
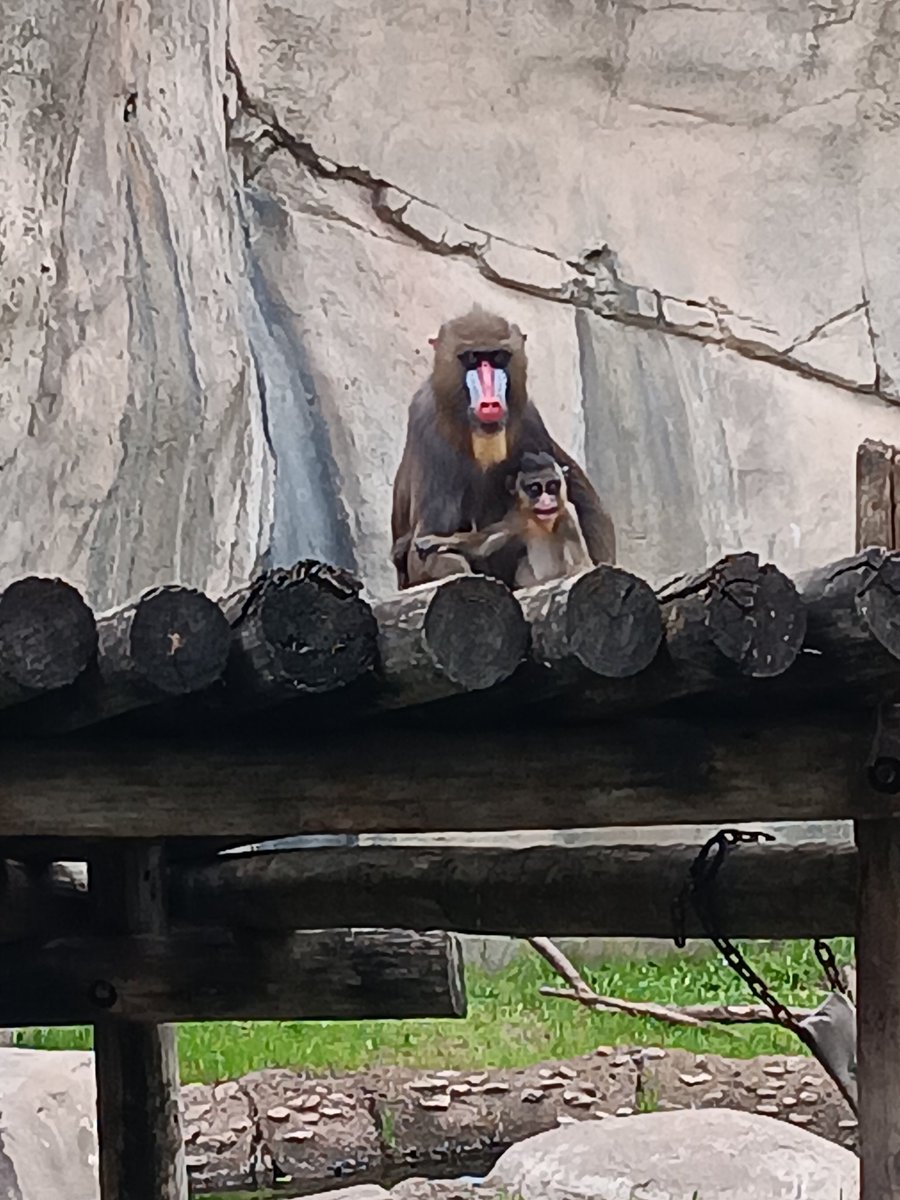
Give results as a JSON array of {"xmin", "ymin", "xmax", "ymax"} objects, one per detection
[{"xmin": 3, "ymin": 439, "xmax": 900, "ymax": 1198}]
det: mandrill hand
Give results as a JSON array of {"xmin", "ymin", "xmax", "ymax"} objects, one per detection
[{"xmin": 414, "ymin": 535, "xmax": 453, "ymax": 561}]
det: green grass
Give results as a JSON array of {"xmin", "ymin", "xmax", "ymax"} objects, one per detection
[{"xmin": 16, "ymin": 938, "xmax": 853, "ymax": 1085}]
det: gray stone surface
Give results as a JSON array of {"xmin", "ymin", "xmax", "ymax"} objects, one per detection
[
  {"xmin": 485, "ymin": 1107, "xmax": 859, "ymax": 1199},
  {"xmin": 0, "ymin": 1047, "xmax": 98, "ymax": 1200}
]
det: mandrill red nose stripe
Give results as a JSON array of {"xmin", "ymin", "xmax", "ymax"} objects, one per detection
[{"xmin": 477, "ymin": 360, "xmax": 498, "ymax": 398}]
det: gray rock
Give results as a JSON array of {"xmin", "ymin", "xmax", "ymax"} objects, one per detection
[
  {"xmin": 485, "ymin": 1107, "xmax": 859, "ymax": 1199},
  {"xmin": 0, "ymin": 1047, "xmax": 98, "ymax": 1200},
  {"xmin": 296, "ymin": 1187, "xmax": 392, "ymax": 1200}
]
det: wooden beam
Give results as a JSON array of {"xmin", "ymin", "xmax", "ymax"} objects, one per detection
[
  {"xmin": 0, "ymin": 714, "xmax": 883, "ymax": 839},
  {"xmin": 0, "ymin": 928, "xmax": 466, "ymax": 1024},
  {"xmin": 91, "ymin": 843, "xmax": 187, "ymax": 1200},
  {"xmin": 855, "ymin": 436, "xmax": 900, "ymax": 1200},
  {"xmin": 5, "ymin": 585, "xmax": 232, "ymax": 734},
  {"xmin": 373, "ymin": 574, "xmax": 528, "ymax": 701},
  {"xmin": 519, "ymin": 564, "xmax": 662, "ymax": 679},
  {"xmin": 0, "ymin": 577, "xmax": 97, "ymax": 709},
  {"xmin": 171, "ymin": 840, "xmax": 857, "ymax": 939},
  {"xmin": 218, "ymin": 560, "xmax": 378, "ymax": 701}
]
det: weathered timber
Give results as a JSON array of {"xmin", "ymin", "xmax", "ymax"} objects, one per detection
[
  {"xmin": 0, "ymin": 928, "xmax": 466, "ymax": 1025},
  {"xmin": 854, "ymin": 436, "xmax": 900, "ymax": 1200},
  {"xmin": 856, "ymin": 818, "xmax": 900, "ymax": 1200},
  {"xmin": 0, "ymin": 576, "xmax": 97, "ymax": 709},
  {"xmin": 91, "ymin": 843, "xmax": 187, "ymax": 1200},
  {"xmin": 518, "ymin": 565, "xmax": 662, "ymax": 678},
  {"xmin": 795, "ymin": 548, "xmax": 900, "ymax": 699},
  {"xmin": 659, "ymin": 550, "xmax": 807, "ymax": 679},
  {"xmin": 171, "ymin": 840, "xmax": 857, "ymax": 939},
  {"xmin": 0, "ymin": 713, "xmax": 881, "ymax": 839},
  {"xmin": 218, "ymin": 561, "xmax": 378, "ymax": 701},
  {"xmin": 373, "ymin": 574, "xmax": 528, "ymax": 701},
  {"xmin": 7, "ymin": 585, "xmax": 232, "ymax": 733}
]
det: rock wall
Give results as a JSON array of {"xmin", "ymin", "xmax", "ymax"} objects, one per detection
[{"xmin": 4, "ymin": 0, "xmax": 900, "ymax": 608}]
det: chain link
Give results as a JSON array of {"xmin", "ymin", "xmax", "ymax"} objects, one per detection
[{"xmin": 672, "ymin": 829, "xmax": 844, "ymax": 1040}]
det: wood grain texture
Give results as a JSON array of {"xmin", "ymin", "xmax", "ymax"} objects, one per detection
[
  {"xmin": 0, "ymin": 928, "xmax": 466, "ymax": 1024},
  {"xmin": 0, "ymin": 577, "xmax": 97, "ymax": 709},
  {"xmin": 0, "ymin": 714, "xmax": 881, "ymax": 839},
  {"xmin": 91, "ymin": 843, "xmax": 187, "ymax": 1200},
  {"xmin": 173, "ymin": 840, "xmax": 858, "ymax": 939}
]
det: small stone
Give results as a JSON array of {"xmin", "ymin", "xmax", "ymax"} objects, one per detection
[
  {"xmin": 299, "ymin": 1094, "xmax": 322, "ymax": 1110},
  {"xmin": 557, "ymin": 1065, "xmax": 577, "ymax": 1079},
  {"xmin": 801, "ymin": 1076, "xmax": 820, "ymax": 1087},
  {"xmin": 798, "ymin": 1091, "xmax": 818, "ymax": 1103},
  {"xmin": 613, "ymin": 1056, "xmax": 630, "ymax": 1068},
  {"xmin": 448, "ymin": 1084, "xmax": 471, "ymax": 1097},
  {"xmin": 615, "ymin": 1106, "xmax": 634, "ymax": 1117},
  {"xmin": 679, "ymin": 1072, "xmax": 713, "ymax": 1086},
  {"xmin": 563, "ymin": 1090, "xmax": 595, "ymax": 1108},
  {"xmin": 763, "ymin": 1063, "xmax": 787, "ymax": 1077},
  {"xmin": 781, "ymin": 1097, "xmax": 797, "ymax": 1108},
  {"xmin": 481, "ymin": 1081, "xmax": 510, "ymax": 1094},
  {"xmin": 466, "ymin": 1072, "xmax": 488, "ymax": 1086},
  {"xmin": 756, "ymin": 1088, "xmax": 778, "ymax": 1098},
  {"xmin": 520, "ymin": 1089, "xmax": 545, "ymax": 1103},
  {"xmin": 184, "ymin": 1155, "xmax": 206, "ymax": 1169},
  {"xmin": 300, "ymin": 1112, "xmax": 321, "ymax": 1125},
  {"xmin": 839, "ymin": 1118, "xmax": 859, "ymax": 1129},
  {"xmin": 593, "ymin": 1047, "xmax": 613, "ymax": 1057},
  {"xmin": 788, "ymin": 1113, "xmax": 812, "ymax": 1125},
  {"xmin": 436, "ymin": 1069, "xmax": 460, "ymax": 1078},
  {"xmin": 409, "ymin": 1077, "xmax": 447, "ymax": 1093},
  {"xmin": 320, "ymin": 1106, "xmax": 343, "ymax": 1118},
  {"xmin": 267, "ymin": 1106, "xmax": 291, "ymax": 1122},
  {"xmin": 642, "ymin": 1047, "xmax": 666, "ymax": 1060},
  {"xmin": 283, "ymin": 1128, "xmax": 315, "ymax": 1142},
  {"xmin": 419, "ymin": 1095, "xmax": 451, "ymax": 1110},
  {"xmin": 756, "ymin": 1104, "xmax": 779, "ymax": 1115},
  {"xmin": 538, "ymin": 1077, "xmax": 566, "ymax": 1090}
]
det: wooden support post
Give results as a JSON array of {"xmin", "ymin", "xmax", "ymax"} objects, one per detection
[
  {"xmin": 91, "ymin": 843, "xmax": 187, "ymax": 1200},
  {"xmin": 855, "ymin": 437, "xmax": 900, "ymax": 1200}
]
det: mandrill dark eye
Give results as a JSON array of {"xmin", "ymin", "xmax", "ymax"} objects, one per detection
[
  {"xmin": 545, "ymin": 479, "xmax": 561, "ymax": 496},
  {"xmin": 458, "ymin": 350, "xmax": 478, "ymax": 371},
  {"xmin": 489, "ymin": 349, "xmax": 511, "ymax": 370},
  {"xmin": 524, "ymin": 482, "xmax": 543, "ymax": 500}
]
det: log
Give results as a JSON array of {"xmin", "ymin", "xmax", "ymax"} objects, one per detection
[
  {"xmin": 6, "ymin": 585, "xmax": 232, "ymax": 733},
  {"xmin": 91, "ymin": 843, "xmax": 187, "ymax": 1200},
  {"xmin": 217, "ymin": 560, "xmax": 378, "ymax": 702},
  {"xmin": 659, "ymin": 550, "xmax": 807, "ymax": 679},
  {"xmin": 0, "ymin": 576, "xmax": 97, "ymax": 708},
  {"xmin": 170, "ymin": 839, "xmax": 858, "ymax": 939},
  {"xmin": 373, "ymin": 574, "xmax": 528, "ymax": 701},
  {"xmin": 0, "ymin": 712, "xmax": 883, "ymax": 839},
  {"xmin": 0, "ymin": 928, "xmax": 466, "ymax": 1024},
  {"xmin": 518, "ymin": 564, "xmax": 662, "ymax": 678},
  {"xmin": 853, "ymin": 436, "xmax": 900, "ymax": 1200}
]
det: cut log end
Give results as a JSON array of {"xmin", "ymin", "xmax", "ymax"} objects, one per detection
[
  {"xmin": 0, "ymin": 577, "xmax": 97, "ymax": 693},
  {"xmin": 858, "ymin": 553, "xmax": 900, "ymax": 661},
  {"xmin": 665, "ymin": 552, "xmax": 807, "ymax": 678},
  {"xmin": 255, "ymin": 576, "xmax": 378, "ymax": 693},
  {"xmin": 130, "ymin": 587, "xmax": 232, "ymax": 695},
  {"xmin": 422, "ymin": 576, "xmax": 528, "ymax": 691},
  {"xmin": 706, "ymin": 556, "xmax": 806, "ymax": 677},
  {"xmin": 566, "ymin": 566, "xmax": 663, "ymax": 679}
]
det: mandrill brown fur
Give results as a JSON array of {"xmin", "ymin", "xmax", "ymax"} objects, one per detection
[{"xmin": 390, "ymin": 307, "xmax": 615, "ymax": 589}]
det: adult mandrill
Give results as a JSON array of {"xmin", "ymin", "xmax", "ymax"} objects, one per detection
[{"xmin": 390, "ymin": 307, "xmax": 615, "ymax": 589}]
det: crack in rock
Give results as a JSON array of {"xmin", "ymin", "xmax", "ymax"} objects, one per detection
[{"xmin": 224, "ymin": 51, "xmax": 894, "ymax": 407}]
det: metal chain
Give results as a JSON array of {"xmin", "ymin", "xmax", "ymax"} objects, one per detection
[{"xmin": 672, "ymin": 829, "xmax": 844, "ymax": 1040}]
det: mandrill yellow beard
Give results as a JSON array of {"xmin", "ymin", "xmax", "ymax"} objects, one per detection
[{"xmin": 470, "ymin": 428, "xmax": 508, "ymax": 469}]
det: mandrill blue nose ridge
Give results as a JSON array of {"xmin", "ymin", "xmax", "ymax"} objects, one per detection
[{"xmin": 465, "ymin": 365, "xmax": 508, "ymax": 405}]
